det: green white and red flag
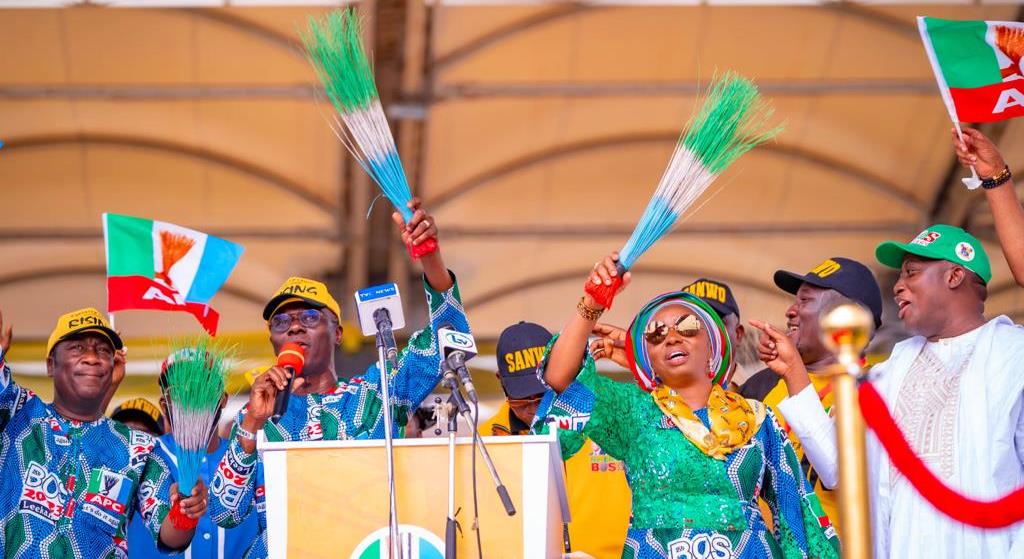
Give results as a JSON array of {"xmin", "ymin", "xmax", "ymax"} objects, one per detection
[
  {"xmin": 103, "ymin": 213, "xmax": 244, "ymax": 335},
  {"xmin": 918, "ymin": 17, "xmax": 1024, "ymax": 123}
]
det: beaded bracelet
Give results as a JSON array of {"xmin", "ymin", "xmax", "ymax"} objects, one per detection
[
  {"xmin": 982, "ymin": 166, "xmax": 1012, "ymax": 190},
  {"xmin": 577, "ymin": 297, "xmax": 604, "ymax": 321}
]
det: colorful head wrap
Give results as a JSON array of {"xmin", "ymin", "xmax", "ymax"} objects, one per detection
[{"xmin": 624, "ymin": 292, "xmax": 733, "ymax": 391}]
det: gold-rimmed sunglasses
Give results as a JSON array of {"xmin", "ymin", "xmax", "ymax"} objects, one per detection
[{"xmin": 643, "ymin": 314, "xmax": 702, "ymax": 345}]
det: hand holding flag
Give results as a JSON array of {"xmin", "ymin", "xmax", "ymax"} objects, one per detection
[
  {"xmin": 952, "ymin": 127, "xmax": 1007, "ymax": 180},
  {"xmin": 918, "ymin": 17, "xmax": 1024, "ymax": 188}
]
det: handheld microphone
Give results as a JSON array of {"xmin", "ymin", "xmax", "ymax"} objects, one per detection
[
  {"xmin": 355, "ymin": 283, "xmax": 405, "ymax": 369},
  {"xmin": 438, "ymin": 328, "xmax": 478, "ymax": 403},
  {"xmin": 272, "ymin": 342, "xmax": 305, "ymax": 421}
]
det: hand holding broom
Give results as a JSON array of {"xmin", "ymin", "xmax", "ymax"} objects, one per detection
[
  {"xmin": 391, "ymin": 197, "xmax": 453, "ymax": 292},
  {"xmin": 165, "ymin": 481, "xmax": 208, "ymax": 531},
  {"xmin": 584, "ymin": 72, "xmax": 782, "ymax": 309}
]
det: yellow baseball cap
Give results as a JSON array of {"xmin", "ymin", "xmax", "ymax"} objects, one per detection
[
  {"xmin": 262, "ymin": 277, "xmax": 341, "ymax": 321},
  {"xmin": 46, "ymin": 307, "xmax": 123, "ymax": 356}
]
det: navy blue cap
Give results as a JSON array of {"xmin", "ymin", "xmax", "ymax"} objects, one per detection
[
  {"xmin": 681, "ymin": 278, "xmax": 741, "ymax": 320},
  {"xmin": 496, "ymin": 322, "xmax": 552, "ymax": 399},
  {"xmin": 774, "ymin": 257, "xmax": 883, "ymax": 329}
]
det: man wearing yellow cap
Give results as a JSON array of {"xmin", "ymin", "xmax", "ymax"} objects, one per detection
[
  {"xmin": 0, "ymin": 308, "xmax": 208, "ymax": 558},
  {"xmin": 209, "ymin": 199, "xmax": 471, "ymax": 559}
]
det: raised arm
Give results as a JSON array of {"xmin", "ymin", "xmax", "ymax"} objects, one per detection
[
  {"xmin": 954, "ymin": 127, "xmax": 1023, "ymax": 286},
  {"xmin": 0, "ymin": 309, "xmax": 31, "ymax": 432},
  {"xmin": 759, "ymin": 410, "xmax": 841, "ymax": 558},
  {"xmin": 393, "ymin": 197, "xmax": 452, "ymax": 293},
  {"xmin": 545, "ymin": 252, "xmax": 631, "ymax": 393},
  {"xmin": 750, "ymin": 318, "xmax": 838, "ymax": 488}
]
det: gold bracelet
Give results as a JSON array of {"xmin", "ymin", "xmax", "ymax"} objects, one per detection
[{"xmin": 577, "ymin": 297, "xmax": 604, "ymax": 321}]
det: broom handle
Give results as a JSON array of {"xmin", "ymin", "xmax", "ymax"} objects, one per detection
[
  {"xmin": 583, "ymin": 262, "xmax": 628, "ymax": 310},
  {"xmin": 405, "ymin": 238, "xmax": 438, "ymax": 260}
]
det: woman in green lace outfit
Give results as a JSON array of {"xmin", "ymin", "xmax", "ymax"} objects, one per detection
[{"xmin": 535, "ymin": 252, "xmax": 840, "ymax": 559}]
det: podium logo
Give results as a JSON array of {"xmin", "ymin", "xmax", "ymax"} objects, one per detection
[{"xmin": 351, "ymin": 525, "xmax": 444, "ymax": 559}]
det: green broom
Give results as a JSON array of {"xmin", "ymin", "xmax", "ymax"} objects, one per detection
[{"xmin": 161, "ymin": 337, "xmax": 233, "ymax": 530}]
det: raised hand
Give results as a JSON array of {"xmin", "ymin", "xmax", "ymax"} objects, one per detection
[
  {"xmin": 391, "ymin": 197, "xmax": 438, "ymax": 247},
  {"xmin": 246, "ymin": 366, "xmax": 302, "ymax": 424},
  {"xmin": 953, "ymin": 127, "xmax": 1007, "ymax": 179},
  {"xmin": 748, "ymin": 319, "xmax": 811, "ymax": 395},
  {"xmin": 584, "ymin": 252, "xmax": 631, "ymax": 311},
  {"xmin": 0, "ymin": 309, "xmax": 12, "ymax": 355}
]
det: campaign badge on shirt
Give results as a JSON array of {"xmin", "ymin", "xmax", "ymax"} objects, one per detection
[
  {"xmin": 20, "ymin": 461, "xmax": 71, "ymax": 523},
  {"xmin": 82, "ymin": 468, "xmax": 132, "ymax": 529}
]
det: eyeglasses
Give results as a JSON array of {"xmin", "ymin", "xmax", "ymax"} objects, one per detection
[
  {"xmin": 508, "ymin": 395, "xmax": 543, "ymax": 409},
  {"xmin": 269, "ymin": 308, "xmax": 325, "ymax": 333},
  {"xmin": 643, "ymin": 314, "xmax": 702, "ymax": 345}
]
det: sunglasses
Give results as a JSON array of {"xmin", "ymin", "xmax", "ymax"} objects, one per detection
[
  {"xmin": 269, "ymin": 308, "xmax": 325, "ymax": 333},
  {"xmin": 643, "ymin": 314, "xmax": 702, "ymax": 345}
]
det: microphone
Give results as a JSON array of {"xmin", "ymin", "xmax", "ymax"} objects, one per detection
[
  {"xmin": 374, "ymin": 308, "xmax": 398, "ymax": 366},
  {"xmin": 438, "ymin": 328, "xmax": 478, "ymax": 403},
  {"xmin": 355, "ymin": 283, "xmax": 406, "ymax": 369},
  {"xmin": 272, "ymin": 342, "xmax": 305, "ymax": 421}
]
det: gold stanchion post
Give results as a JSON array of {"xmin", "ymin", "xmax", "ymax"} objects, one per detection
[{"xmin": 818, "ymin": 303, "xmax": 874, "ymax": 559}]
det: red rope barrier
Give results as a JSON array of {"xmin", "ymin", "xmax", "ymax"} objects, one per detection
[{"xmin": 858, "ymin": 381, "xmax": 1024, "ymax": 528}]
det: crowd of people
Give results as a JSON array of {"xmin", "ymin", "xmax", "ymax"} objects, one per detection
[{"xmin": 0, "ymin": 128, "xmax": 1021, "ymax": 559}]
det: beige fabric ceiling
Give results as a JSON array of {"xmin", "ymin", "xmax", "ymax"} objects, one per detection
[{"xmin": 2, "ymin": 2, "xmax": 1024, "ymax": 363}]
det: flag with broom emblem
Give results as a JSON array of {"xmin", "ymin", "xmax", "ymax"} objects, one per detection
[
  {"xmin": 918, "ymin": 17, "xmax": 1024, "ymax": 188},
  {"xmin": 919, "ymin": 17, "xmax": 1024, "ymax": 124},
  {"xmin": 300, "ymin": 8, "xmax": 437, "ymax": 260},
  {"xmin": 585, "ymin": 72, "xmax": 782, "ymax": 309},
  {"xmin": 103, "ymin": 213, "xmax": 244, "ymax": 335},
  {"xmin": 160, "ymin": 337, "xmax": 233, "ymax": 530}
]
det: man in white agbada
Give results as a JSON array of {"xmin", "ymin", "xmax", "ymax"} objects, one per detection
[{"xmin": 751, "ymin": 224, "xmax": 1024, "ymax": 558}]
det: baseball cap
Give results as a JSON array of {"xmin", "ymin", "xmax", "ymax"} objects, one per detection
[
  {"xmin": 111, "ymin": 397, "xmax": 163, "ymax": 436},
  {"xmin": 774, "ymin": 257, "xmax": 883, "ymax": 329},
  {"xmin": 496, "ymin": 322, "xmax": 552, "ymax": 399},
  {"xmin": 262, "ymin": 277, "xmax": 342, "ymax": 321},
  {"xmin": 875, "ymin": 224, "xmax": 991, "ymax": 284},
  {"xmin": 47, "ymin": 307, "xmax": 123, "ymax": 356},
  {"xmin": 158, "ymin": 347, "xmax": 205, "ymax": 391},
  {"xmin": 681, "ymin": 278, "xmax": 741, "ymax": 319}
]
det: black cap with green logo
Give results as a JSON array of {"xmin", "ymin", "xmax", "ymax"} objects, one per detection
[{"xmin": 875, "ymin": 224, "xmax": 991, "ymax": 284}]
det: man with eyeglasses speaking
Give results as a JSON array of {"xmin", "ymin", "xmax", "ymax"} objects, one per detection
[{"xmin": 208, "ymin": 199, "xmax": 471, "ymax": 559}]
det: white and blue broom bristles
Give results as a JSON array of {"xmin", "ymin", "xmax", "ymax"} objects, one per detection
[
  {"xmin": 301, "ymin": 8, "xmax": 415, "ymax": 223},
  {"xmin": 618, "ymin": 72, "xmax": 782, "ymax": 268}
]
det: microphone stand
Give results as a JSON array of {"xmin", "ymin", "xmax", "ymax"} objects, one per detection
[
  {"xmin": 439, "ymin": 389, "xmax": 460, "ymax": 559},
  {"xmin": 443, "ymin": 371, "xmax": 518, "ymax": 518},
  {"xmin": 375, "ymin": 310, "xmax": 401, "ymax": 559}
]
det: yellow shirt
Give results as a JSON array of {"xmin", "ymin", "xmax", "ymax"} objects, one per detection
[
  {"xmin": 760, "ymin": 375, "xmax": 839, "ymax": 534},
  {"xmin": 481, "ymin": 403, "xmax": 632, "ymax": 558}
]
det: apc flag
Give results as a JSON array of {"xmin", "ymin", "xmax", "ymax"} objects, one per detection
[
  {"xmin": 103, "ymin": 213, "xmax": 244, "ymax": 335},
  {"xmin": 919, "ymin": 17, "xmax": 1024, "ymax": 123}
]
